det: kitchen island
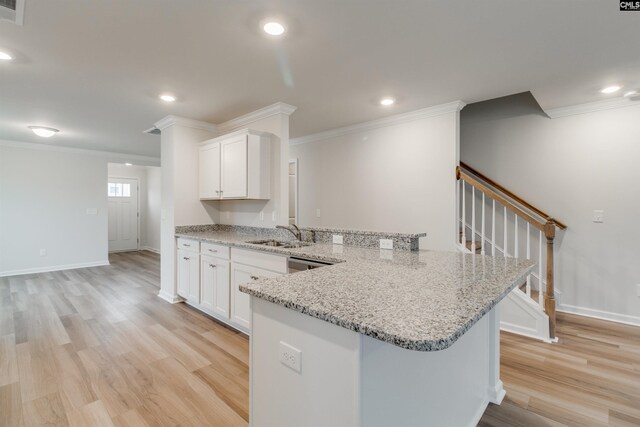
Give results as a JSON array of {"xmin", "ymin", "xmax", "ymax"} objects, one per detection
[
  {"xmin": 176, "ymin": 226, "xmax": 533, "ymax": 427},
  {"xmin": 238, "ymin": 244, "xmax": 533, "ymax": 427}
]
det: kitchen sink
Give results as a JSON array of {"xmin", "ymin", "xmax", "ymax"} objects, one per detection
[{"xmin": 246, "ymin": 239, "xmax": 311, "ymax": 249}]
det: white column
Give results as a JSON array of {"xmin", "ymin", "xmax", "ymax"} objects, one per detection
[{"xmin": 155, "ymin": 116, "xmax": 218, "ymax": 303}]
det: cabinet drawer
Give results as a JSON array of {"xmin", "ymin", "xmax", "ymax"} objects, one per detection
[
  {"xmin": 231, "ymin": 248, "xmax": 287, "ymax": 274},
  {"xmin": 201, "ymin": 242, "xmax": 230, "ymax": 259},
  {"xmin": 177, "ymin": 238, "xmax": 199, "ymax": 252}
]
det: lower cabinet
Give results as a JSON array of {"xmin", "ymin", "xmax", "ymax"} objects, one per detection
[
  {"xmin": 177, "ymin": 248, "xmax": 200, "ymax": 303},
  {"xmin": 200, "ymin": 254, "xmax": 230, "ymax": 318},
  {"xmin": 231, "ymin": 263, "xmax": 281, "ymax": 331}
]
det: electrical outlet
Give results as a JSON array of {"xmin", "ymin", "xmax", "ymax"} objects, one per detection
[
  {"xmin": 259, "ymin": 211, "xmax": 264, "ymax": 221},
  {"xmin": 39, "ymin": 249, "xmax": 47, "ymax": 257},
  {"xmin": 272, "ymin": 211, "xmax": 277, "ymax": 222},
  {"xmin": 379, "ymin": 239, "xmax": 393, "ymax": 250},
  {"xmin": 316, "ymin": 209, "xmax": 321, "ymax": 218},
  {"xmin": 279, "ymin": 341, "xmax": 301, "ymax": 373},
  {"xmin": 86, "ymin": 208, "xmax": 98, "ymax": 215},
  {"xmin": 333, "ymin": 235, "xmax": 343, "ymax": 245},
  {"xmin": 593, "ymin": 210, "xmax": 604, "ymax": 223}
]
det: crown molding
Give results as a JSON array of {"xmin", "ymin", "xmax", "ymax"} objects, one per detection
[
  {"xmin": 217, "ymin": 102, "xmax": 298, "ymax": 134},
  {"xmin": 290, "ymin": 100, "xmax": 466, "ymax": 146},
  {"xmin": 154, "ymin": 115, "xmax": 218, "ymax": 132},
  {"xmin": 0, "ymin": 139, "xmax": 161, "ymax": 166},
  {"xmin": 544, "ymin": 97, "xmax": 639, "ymax": 119}
]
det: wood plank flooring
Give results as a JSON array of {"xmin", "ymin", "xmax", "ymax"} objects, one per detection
[{"xmin": 1, "ymin": 251, "xmax": 639, "ymax": 426}]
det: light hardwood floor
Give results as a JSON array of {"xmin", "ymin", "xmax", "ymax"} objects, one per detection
[{"xmin": 1, "ymin": 251, "xmax": 638, "ymax": 426}]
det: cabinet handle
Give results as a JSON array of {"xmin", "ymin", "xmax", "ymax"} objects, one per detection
[
  {"xmin": 209, "ymin": 264, "xmax": 217, "ymax": 268},
  {"xmin": 209, "ymin": 249, "xmax": 218, "ymax": 253},
  {"xmin": 183, "ymin": 256, "xmax": 190, "ymax": 260},
  {"xmin": 215, "ymin": 190, "xmax": 220, "ymax": 194},
  {"xmin": 183, "ymin": 243, "xmax": 191, "ymax": 247},
  {"xmin": 250, "ymin": 275, "xmax": 259, "ymax": 280}
]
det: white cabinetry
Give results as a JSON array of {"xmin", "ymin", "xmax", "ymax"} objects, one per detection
[
  {"xmin": 230, "ymin": 248, "xmax": 287, "ymax": 332},
  {"xmin": 199, "ymin": 129, "xmax": 271, "ymax": 200},
  {"xmin": 201, "ymin": 254, "xmax": 231, "ymax": 318},
  {"xmin": 177, "ymin": 241, "xmax": 200, "ymax": 304}
]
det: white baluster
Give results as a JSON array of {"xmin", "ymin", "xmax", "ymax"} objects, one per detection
[
  {"xmin": 471, "ymin": 186, "xmax": 476, "ymax": 253},
  {"xmin": 503, "ymin": 206, "xmax": 508, "ymax": 257},
  {"xmin": 514, "ymin": 214, "xmax": 519, "ymax": 259},
  {"xmin": 481, "ymin": 193, "xmax": 486, "ymax": 255},
  {"xmin": 461, "ymin": 181, "xmax": 466, "ymax": 246},
  {"xmin": 526, "ymin": 222, "xmax": 531, "ymax": 298},
  {"xmin": 538, "ymin": 229, "xmax": 544, "ymax": 308},
  {"xmin": 491, "ymin": 200, "xmax": 496, "ymax": 256}
]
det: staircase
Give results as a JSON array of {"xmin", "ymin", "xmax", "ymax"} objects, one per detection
[{"xmin": 456, "ymin": 162, "xmax": 566, "ymax": 342}]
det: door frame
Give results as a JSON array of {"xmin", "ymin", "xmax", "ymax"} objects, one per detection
[{"xmin": 107, "ymin": 176, "xmax": 141, "ymax": 253}]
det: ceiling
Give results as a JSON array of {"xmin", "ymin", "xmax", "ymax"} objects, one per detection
[{"xmin": 1, "ymin": 0, "xmax": 638, "ymax": 158}]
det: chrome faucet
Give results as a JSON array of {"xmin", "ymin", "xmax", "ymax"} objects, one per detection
[{"xmin": 276, "ymin": 224, "xmax": 302, "ymax": 241}]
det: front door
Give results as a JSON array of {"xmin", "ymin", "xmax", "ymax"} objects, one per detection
[{"xmin": 108, "ymin": 178, "xmax": 139, "ymax": 252}]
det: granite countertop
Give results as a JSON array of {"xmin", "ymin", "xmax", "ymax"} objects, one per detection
[{"xmin": 176, "ymin": 230, "xmax": 535, "ymax": 351}]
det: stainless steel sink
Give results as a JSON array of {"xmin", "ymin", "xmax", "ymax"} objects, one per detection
[{"xmin": 246, "ymin": 239, "xmax": 311, "ymax": 249}]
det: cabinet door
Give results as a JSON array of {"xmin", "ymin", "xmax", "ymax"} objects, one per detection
[
  {"xmin": 199, "ymin": 143, "xmax": 221, "ymax": 199},
  {"xmin": 187, "ymin": 254, "xmax": 200, "ymax": 303},
  {"xmin": 231, "ymin": 263, "xmax": 281, "ymax": 330},
  {"xmin": 201, "ymin": 255, "xmax": 230, "ymax": 318},
  {"xmin": 221, "ymin": 135, "xmax": 248, "ymax": 198},
  {"xmin": 177, "ymin": 249, "xmax": 197, "ymax": 300}
]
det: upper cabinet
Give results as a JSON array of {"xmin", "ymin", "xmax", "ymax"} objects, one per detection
[{"xmin": 199, "ymin": 129, "xmax": 271, "ymax": 200}]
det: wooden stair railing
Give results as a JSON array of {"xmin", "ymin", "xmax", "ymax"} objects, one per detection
[{"xmin": 456, "ymin": 164, "xmax": 565, "ymax": 339}]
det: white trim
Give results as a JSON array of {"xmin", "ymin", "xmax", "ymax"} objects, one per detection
[
  {"xmin": 201, "ymin": 128, "xmax": 273, "ymax": 145},
  {"xmin": 158, "ymin": 290, "xmax": 183, "ymax": 304},
  {"xmin": 154, "ymin": 115, "xmax": 218, "ymax": 132},
  {"xmin": 0, "ymin": 260, "xmax": 110, "ymax": 278},
  {"xmin": 0, "ymin": 139, "xmax": 161, "ymax": 166},
  {"xmin": 141, "ymin": 246, "xmax": 160, "ymax": 254},
  {"xmin": 500, "ymin": 322, "xmax": 555, "ymax": 344},
  {"xmin": 545, "ymin": 97, "xmax": 638, "ymax": 119},
  {"xmin": 469, "ymin": 398, "xmax": 491, "ymax": 427},
  {"xmin": 557, "ymin": 304, "xmax": 640, "ymax": 327},
  {"xmin": 290, "ymin": 100, "xmax": 466, "ymax": 146},
  {"xmin": 108, "ymin": 176, "xmax": 141, "ymax": 253},
  {"xmin": 217, "ymin": 102, "xmax": 297, "ymax": 134}
]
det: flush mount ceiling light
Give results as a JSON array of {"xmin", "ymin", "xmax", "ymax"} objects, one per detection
[
  {"xmin": 0, "ymin": 51, "xmax": 12, "ymax": 61},
  {"xmin": 263, "ymin": 21, "xmax": 286, "ymax": 36},
  {"xmin": 600, "ymin": 85, "xmax": 621, "ymax": 94},
  {"xmin": 28, "ymin": 126, "xmax": 59, "ymax": 138},
  {"xmin": 160, "ymin": 94, "xmax": 176, "ymax": 102},
  {"xmin": 379, "ymin": 97, "xmax": 396, "ymax": 106},
  {"xmin": 623, "ymin": 90, "xmax": 638, "ymax": 97},
  {"xmin": 125, "ymin": 163, "xmax": 133, "ymax": 166}
]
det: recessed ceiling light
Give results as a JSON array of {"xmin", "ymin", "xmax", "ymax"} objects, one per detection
[
  {"xmin": 0, "ymin": 51, "xmax": 12, "ymax": 61},
  {"xmin": 28, "ymin": 126, "xmax": 59, "ymax": 138},
  {"xmin": 623, "ymin": 90, "xmax": 638, "ymax": 97},
  {"xmin": 125, "ymin": 163, "xmax": 133, "ymax": 166},
  {"xmin": 263, "ymin": 21, "xmax": 285, "ymax": 36},
  {"xmin": 160, "ymin": 94, "xmax": 176, "ymax": 102},
  {"xmin": 380, "ymin": 97, "xmax": 396, "ymax": 106},
  {"xmin": 601, "ymin": 85, "xmax": 621, "ymax": 94}
]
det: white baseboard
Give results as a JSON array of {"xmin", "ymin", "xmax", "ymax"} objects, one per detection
[
  {"xmin": 558, "ymin": 304, "xmax": 640, "ymax": 327},
  {"xmin": 141, "ymin": 246, "xmax": 160, "ymax": 254},
  {"xmin": 158, "ymin": 290, "xmax": 183, "ymax": 304},
  {"xmin": 0, "ymin": 260, "xmax": 111, "ymax": 278}
]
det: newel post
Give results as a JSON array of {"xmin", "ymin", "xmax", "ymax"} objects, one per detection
[{"xmin": 544, "ymin": 220, "xmax": 557, "ymax": 339}]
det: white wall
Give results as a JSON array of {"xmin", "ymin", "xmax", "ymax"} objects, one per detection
[
  {"xmin": 0, "ymin": 144, "xmax": 109, "ymax": 275},
  {"xmin": 145, "ymin": 166, "xmax": 161, "ymax": 252},
  {"xmin": 107, "ymin": 163, "xmax": 161, "ymax": 252},
  {"xmin": 290, "ymin": 104, "xmax": 463, "ymax": 251},
  {"xmin": 461, "ymin": 93, "xmax": 640, "ymax": 324}
]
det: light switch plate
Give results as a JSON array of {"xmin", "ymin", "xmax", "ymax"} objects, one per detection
[
  {"xmin": 636, "ymin": 284, "xmax": 640, "ymax": 297},
  {"xmin": 333, "ymin": 235, "xmax": 343, "ymax": 245},
  {"xmin": 272, "ymin": 211, "xmax": 277, "ymax": 222},
  {"xmin": 86, "ymin": 208, "xmax": 98, "ymax": 215},
  {"xmin": 39, "ymin": 249, "xmax": 47, "ymax": 257},
  {"xmin": 259, "ymin": 211, "xmax": 264, "ymax": 221},
  {"xmin": 593, "ymin": 210, "xmax": 604, "ymax": 223},
  {"xmin": 279, "ymin": 341, "xmax": 301, "ymax": 373},
  {"xmin": 379, "ymin": 239, "xmax": 393, "ymax": 250},
  {"xmin": 316, "ymin": 209, "xmax": 321, "ymax": 218}
]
